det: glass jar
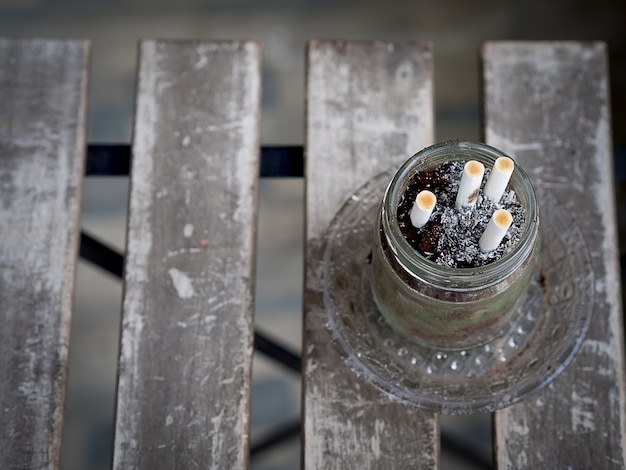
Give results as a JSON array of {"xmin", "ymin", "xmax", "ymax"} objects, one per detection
[{"xmin": 371, "ymin": 141, "xmax": 541, "ymax": 350}]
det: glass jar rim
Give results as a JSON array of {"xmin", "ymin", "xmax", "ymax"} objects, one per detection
[{"xmin": 381, "ymin": 140, "xmax": 540, "ymax": 287}]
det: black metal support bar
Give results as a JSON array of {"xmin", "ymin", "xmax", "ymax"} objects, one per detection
[
  {"xmin": 441, "ymin": 430, "xmax": 493, "ymax": 469},
  {"xmin": 86, "ymin": 144, "xmax": 305, "ymax": 177},
  {"xmin": 86, "ymin": 144, "xmax": 132, "ymax": 175},
  {"xmin": 79, "ymin": 232, "xmax": 125, "ymax": 278},
  {"xmin": 254, "ymin": 331, "xmax": 301, "ymax": 374},
  {"xmin": 259, "ymin": 145, "xmax": 304, "ymax": 178},
  {"xmin": 250, "ymin": 419, "xmax": 301, "ymax": 458}
]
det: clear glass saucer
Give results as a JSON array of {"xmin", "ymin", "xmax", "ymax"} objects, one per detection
[{"xmin": 319, "ymin": 172, "xmax": 594, "ymax": 414}]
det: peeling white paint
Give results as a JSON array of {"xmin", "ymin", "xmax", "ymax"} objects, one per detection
[
  {"xmin": 582, "ymin": 338, "xmax": 614, "ymax": 360},
  {"xmin": 370, "ymin": 419, "xmax": 385, "ymax": 459},
  {"xmin": 210, "ymin": 408, "xmax": 225, "ymax": 470},
  {"xmin": 515, "ymin": 450, "xmax": 529, "ymax": 468},
  {"xmin": 571, "ymin": 390, "xmax": 597, "ymax": 432},
  {"xmin": 220, "ymin": 376, "xmax": 235, "ymax": 386},
  {"xmin": 194, "ymin": 53, "xmax": 208, "ymax": 70},
  {"xmin": 208, "ymin": 297, "xmax": 239, "ymax": 312},
  {"xmin": 511, "ymin": 417, "xmax": 529, "ymax": 436},
  {"xmin": 165, "ymin": 247, "xmax": 202, "ymax": 259},
  {"xmin": 183, "ymin": 223, "xmax": 194, "ymax": 238},
  {"xmin": 168, "ymin": 268, "xmax": 195, "ymax": 299}
]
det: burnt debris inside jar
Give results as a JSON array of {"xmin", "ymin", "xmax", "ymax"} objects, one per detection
[{"xmin": 397, "ymin": 161, "xmax": 526, "ymax": 268}]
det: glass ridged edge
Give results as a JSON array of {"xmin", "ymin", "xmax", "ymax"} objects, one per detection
[{"xmin": 319, "ymin": 172, "xmax": 594, "ymax": 414}]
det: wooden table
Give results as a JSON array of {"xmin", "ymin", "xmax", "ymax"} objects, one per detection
[{"xmin": 1, "ymin": 38, "xmax": 624, "ymax": 469}]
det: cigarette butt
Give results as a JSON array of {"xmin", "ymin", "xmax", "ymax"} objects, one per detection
[
  {"xmin": 410, "ymin": 190, "xmax": 437, "ymax": 228},
  {"xmin": 479, "ymin": 209, "xmax": 513, "ymax": 252},
  {"xmin": 484, "ymin": 157, "xmax": 514, "ymax": 202},
  {"xmin": 455, "ymin": 160, "xmax": 485, "ymax": 209}
]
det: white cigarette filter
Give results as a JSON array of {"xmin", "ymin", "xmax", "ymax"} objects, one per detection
[
  {"xmin": 483, "ymin": 157, "xmax": 515, "ymax": 202},
  {"xmin": 455, "ymin": 160, "xmax": 485, "ymax": 209},
  {"xmin": 410, "ymin": 190, "xmax": 437, "ymax": 228},
  {"xmin": 479, "ymin": 209, "xmax": 513, "ymax": 253}
]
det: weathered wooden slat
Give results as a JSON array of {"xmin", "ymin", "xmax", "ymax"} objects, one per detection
[
  {"xmin": 483, "ymin": 42, "xmax": 626, "ymax": 469},
  {"xmin": 0, "ymin": 39, "xmax": 89, "ymax": 469},
  {"xmin": 303, "ymin": 40, "xmax": 438, "ymax": 469},
  {"xmin": 112, "ymin": 40, "xmax": 261, "ymax": 469}
]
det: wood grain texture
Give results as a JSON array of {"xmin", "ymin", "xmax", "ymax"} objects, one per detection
[
  {"xmin": 303, "ymin": 40, "xmax": 438, "ymax": 469},
  {"xmin": 0, "ymin": 39, "xmax": 89, "ymax": 469},
  {"xmin": 112, "ymin": 40, "xmax": 261, "ymax": 469},
  {"xmin": 483, "ymin": 42, "xmax": 626, "ymax": 469}
]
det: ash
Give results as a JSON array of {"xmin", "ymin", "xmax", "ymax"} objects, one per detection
[{"xmin": 397, "ymin": 161, "xmax": 526, "ymax": 268}]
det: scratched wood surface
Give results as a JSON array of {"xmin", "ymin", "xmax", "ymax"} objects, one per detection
[
  {"xmin": 112, "ymin": 40, "xmax": 261, "ymax": 469},
  {"xmin": 303, "ymin": 40, "xmax": 438, "ymax": 469},
  {"xmin": 0, "ymin": 39, "xmax": 89, "ymax": 469},
  {"xmin": 482, "ymin": 42, "xmax": 626, "ymax": 468}
]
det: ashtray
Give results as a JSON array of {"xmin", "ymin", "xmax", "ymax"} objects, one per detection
[{"xmin": 317, "ymin": 171, "xmax": 594, "ymax": 414}]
